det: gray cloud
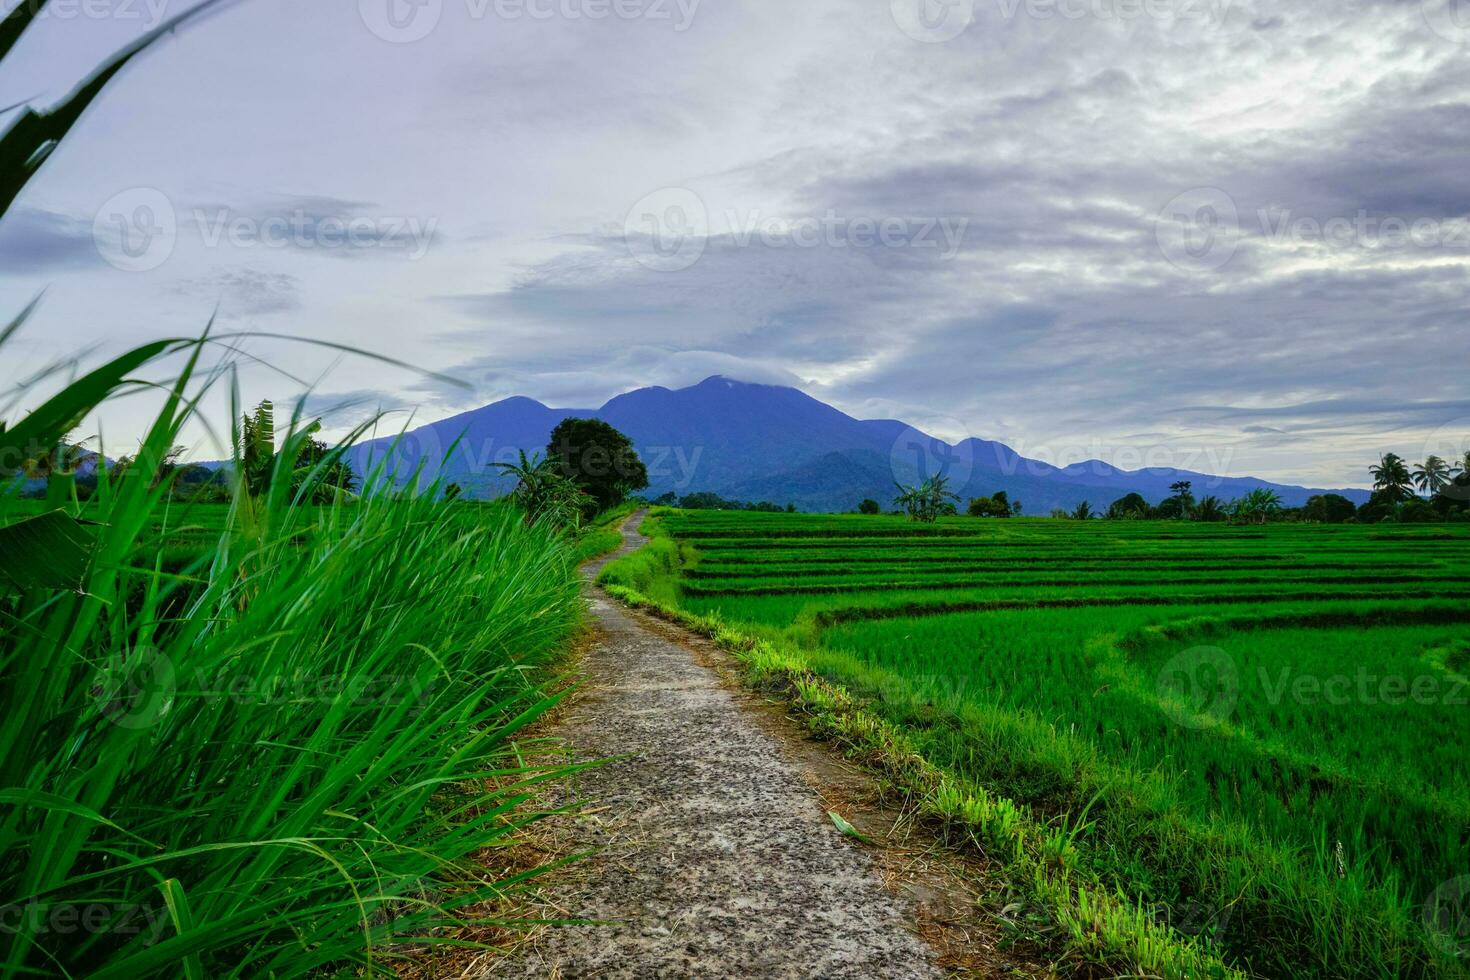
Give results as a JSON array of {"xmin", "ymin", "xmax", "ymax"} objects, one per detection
[{"xmin": 0, "ymin": 207, "xmax": 101, "ymax": 275}]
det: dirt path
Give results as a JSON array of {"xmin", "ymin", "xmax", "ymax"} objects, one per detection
[{"xmin": 482, "ymin": 511, "xmax": 945, "ymax": 978}]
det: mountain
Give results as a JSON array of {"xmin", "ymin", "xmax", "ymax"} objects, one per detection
[{"xmin": 348, "ymin": 376, "xmax": 1371, "ymax": 511}]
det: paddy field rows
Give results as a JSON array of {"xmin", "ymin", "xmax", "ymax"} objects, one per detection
[{"xmin": 617, "ymin": 511, "xmax": 1470, "ymax": 978}]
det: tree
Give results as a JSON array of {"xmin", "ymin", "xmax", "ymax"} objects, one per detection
[
  {"xmin": 858, "ymin": 498, "xmax": 881, "ymax": 515},
  {"xmin": 1106, "ymin": 492, "xmax": 1149, "ymax": 520},
  {"xmin": 1302, "ymin": 493, "xmax": 1356, "ymax": 524},
  {"xmin": 1398, "ymin": 499, "xmax": 1439, "ymax": 524},
  {"xmin": 1168, "ymin": 480, "xmax": 1195, "ymax": 516},
  {"xmin": 239, "ymin": 400, "xmax": 276, "ymax": 497},
  {"xmin": 545, "ymin": 418, "xmax": 648, "ymax": 512},
  {"xmin": 968, "ymin": 492, "xmax": 1013, "ymax": 517},
  {"xmin": 1194, "ymin": 496, "xmax": 1225, "ymax": 522},
  {"xmin": 1369, "ymin": 453, "xmax": 1413, "ymax": 502},
  {"xmin": 292, "ymin": 436, "xmax": 357, "ymax": 503},
  {"xmin": 967, "ymin": 496, "xmax": 996, "ymax": 517},
  {"xmin": 1413, "ymin": 455, "xmax": 1452, "ymax": 496},
  {"xmin": 1070, "ymin": 501, "xmax": 1094, "ymax": 520},
  {"xmin": 894, "ymin": 475, "xmax": 959, "ymax": 523},
  {"xmin": 494, "ymin": 450, "xmax": 589, "ymax": 530},
  {"xmin": 1231, "ymin": 488, "xmax": 1282, "ymax": 524},
  {"xmin": 1011, "ymin": 499, "xmax": 1023, "ymax": 516}
]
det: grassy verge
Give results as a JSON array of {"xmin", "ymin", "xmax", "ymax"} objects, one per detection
[{"xmin": 1, "ymin": 356, "xmax": 591, "ymax": 977}]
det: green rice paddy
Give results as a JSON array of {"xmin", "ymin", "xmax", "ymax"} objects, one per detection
[{"xmin": 622, "ymin": 510, "xmax": 1470, "ymax": 978}]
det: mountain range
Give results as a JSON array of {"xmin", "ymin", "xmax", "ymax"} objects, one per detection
[{"xmin": 348, "ymin": 377, "xmax": 1371, "ymax": 512}]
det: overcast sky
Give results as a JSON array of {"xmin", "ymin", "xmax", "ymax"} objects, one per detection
[{"xmin": 2, "ymin": 0, "xmax": 1468, "ymax": 487}]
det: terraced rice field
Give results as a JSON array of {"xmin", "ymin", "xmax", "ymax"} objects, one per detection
[{"xmin": 644, "ymin": 511, "xmax": 1470, "ymax": 978}]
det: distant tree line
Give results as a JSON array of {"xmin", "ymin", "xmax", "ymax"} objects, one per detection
[
  {"xmin": 883, "ymin": 449, "xmax": 1470, "ymax": 525},
  {"xmin": 651, "ymin": 490, "xmax": 796, "ymax": 513}
]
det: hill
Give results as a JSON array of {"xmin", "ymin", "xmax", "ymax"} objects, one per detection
[{"xmin": 349, "ymin": 377, "xmax": 1370, "ymax": 511}]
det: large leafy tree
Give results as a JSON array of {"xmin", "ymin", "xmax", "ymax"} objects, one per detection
[
  {"xmin": 1303, "ymin": 493, "xmax": 1356, "ymax": 524},
  {"xmin": 1106, "ymin": 492, "xmax": 1149, "ymax": 520},
  {"xmin": 545, "ymin": 418, "xmax": 647, "ymax": 512}
]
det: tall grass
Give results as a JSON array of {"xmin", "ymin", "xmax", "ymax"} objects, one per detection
[{"xmin": 0, "ymin": 346, "xmax": 585, "ymax": 977}]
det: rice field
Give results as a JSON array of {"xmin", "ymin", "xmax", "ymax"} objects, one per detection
[{"xmin": 627, "ymin": 510, "xmax": 1470, "ymax": 978}]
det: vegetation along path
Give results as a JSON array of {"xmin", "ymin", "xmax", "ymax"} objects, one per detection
[{"xmin": 487, "ymin": 512, "xmax": 945, "ymax": 978}]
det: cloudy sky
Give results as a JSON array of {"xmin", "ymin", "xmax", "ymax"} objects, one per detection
[{"xmin": 2, "ymin": 0, "xmax": 1468, "ymax": 487}]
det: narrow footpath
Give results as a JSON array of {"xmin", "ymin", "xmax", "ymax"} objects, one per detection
[{"xmin": 484, "ymin": 511, "xmax": 946, "ymax": 978}]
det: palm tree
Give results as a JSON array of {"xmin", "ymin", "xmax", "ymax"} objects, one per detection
[
  {"xmin": 1414, "ymin": 455, "xmax": 1453, "ymax": 496},
  {"xmin": 1369, "ymin": 452, "xmax": 1413, "ymax": 501},
  {"xmin": 1195, "ymin": 495, "xmax": 1224, "ymax": 522},
  {"xmin": 1070, "ymin": 500, "xmax": 1093, "ymax": 520},
  {"xmin": 893, "ymin": 475, "xmax": 960, "ymax": 523},
  {"xmin": 1232, "ymin": 488, "xmax": 1282, "ymax": 524},
  {"xmin": 494, "ymin": 450, "xmax": 589, "ymax": 529},
  {"xmin": 1168, "ymin": 480, "xmax": 1195, "ymax": 517}
]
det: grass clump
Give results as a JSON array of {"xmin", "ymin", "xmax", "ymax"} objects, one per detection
[{"xmin": 0, "ymin": 347, "xmax": 587, "ymax": 977}]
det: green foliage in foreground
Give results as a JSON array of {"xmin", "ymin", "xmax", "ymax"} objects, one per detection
[
  {"xmin": 605, "ymin": 511, "xmax": 1470, "ymax": 979},
  {"xmin": 0, "ymin": 362, "xmax": 588, "ymax": 978}
]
